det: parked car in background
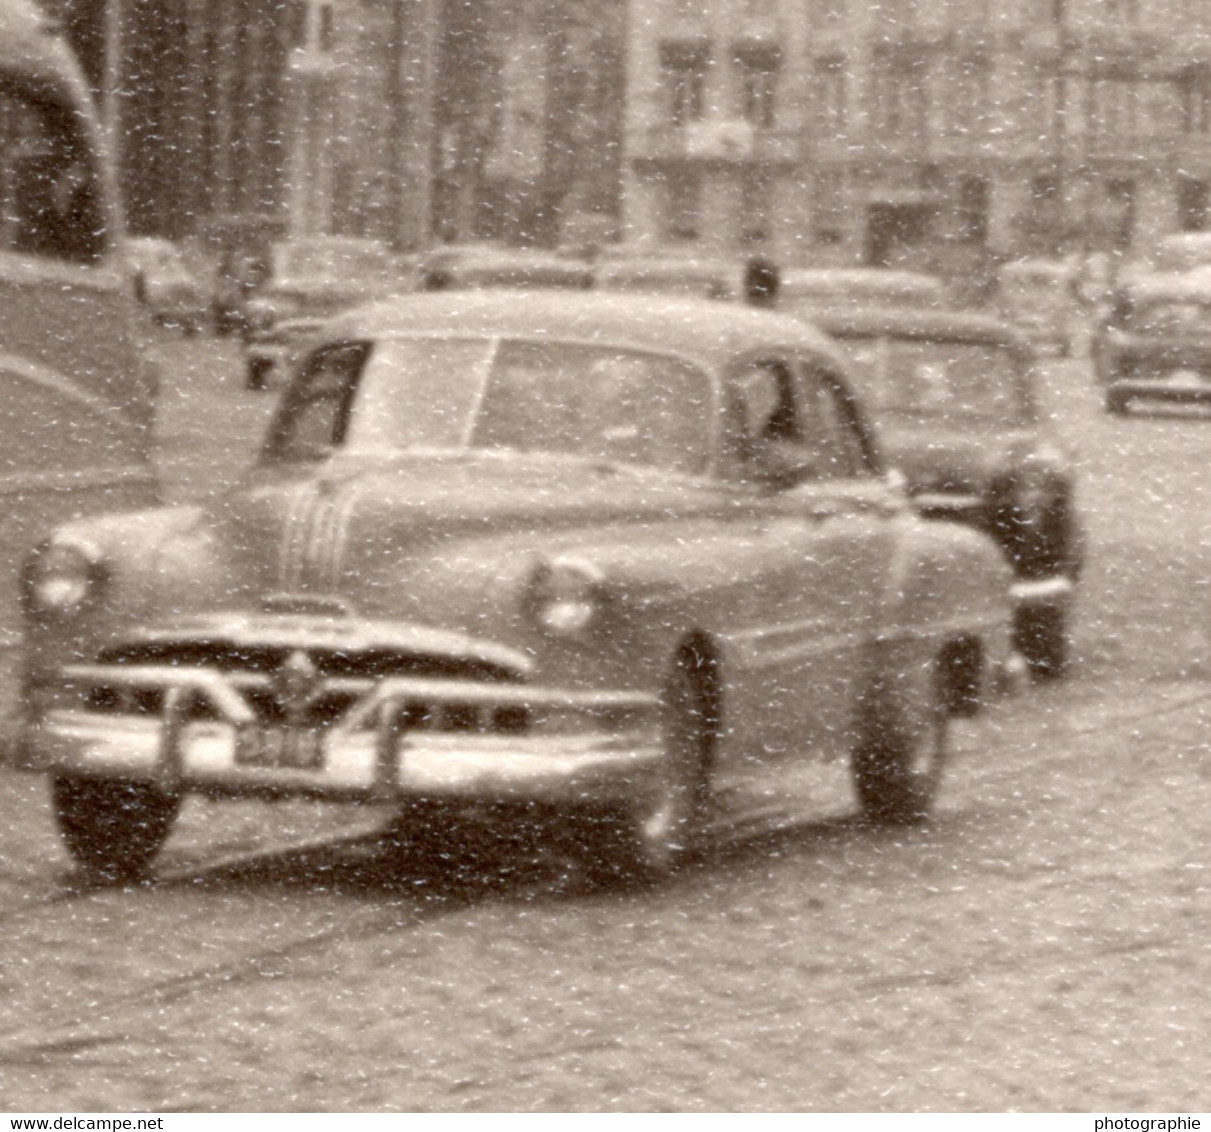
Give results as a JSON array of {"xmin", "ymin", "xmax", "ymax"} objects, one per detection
[
  {"xmin": 593, "ymin": 253, "xmax": 746, "ymax": 300},
  {"xmin": 126, "ymin": 236, "xmax": 210, "ymax": 335},
  {"xmin": 418, "ymin": 243, "xmax": 594, "ymax": 291},
  {"xmin": 994, "ymin": 258, "xmax": 1079, "ymax": 357},
  {"xmin": 776, "ymin": 268, "xmax": 948, "ymax": 319},
  {"xmin": 1148, "ymin": 231, "xmax": 1211, "ymax": 275},
  {"xmin": 1092, "ymin": 268, "xmax": 1211, "ymax": 414},
  {"xmin": 243, "ymin": 236, "xmax": 408, "ymax": 388},
  {"xmin": 809, "ymin": 305, "xmax": 1082, "ymax": 678},
  {"xmin": 20, "ymin": 291, "xmax": 1015, "ymax": 883}
]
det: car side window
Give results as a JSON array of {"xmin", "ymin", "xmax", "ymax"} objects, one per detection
[
  {"xmin": 729, "ymin": 358, "xmax": 817, "ymax": 489},
  {"xmin": 0, "ymin": 84, "xmax": 105, "ymax": 264},
  {"xmin": 795, "ymin": 360, "xmax": 877, "ymax": 480},
  {"xmin": 265, "ymin": 342, "xmax": 367, "ymax": 461}
]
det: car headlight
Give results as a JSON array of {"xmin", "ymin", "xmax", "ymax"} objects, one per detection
[
  {"xmin": 527, "ymin": 556, "xmax": 606, "ymax": 637},
  {"xmin": 24, "ymin": 539, "xmax": 103, "ymax": 617}
]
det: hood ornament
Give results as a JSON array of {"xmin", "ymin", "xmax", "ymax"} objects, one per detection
[{"xmin": 271, "ymin": 649, "xmax": 321, "ymax": 725}]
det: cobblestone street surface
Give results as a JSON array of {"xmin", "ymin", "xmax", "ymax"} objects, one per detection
[{"xmin": 0, "ymin": 337, "xmax": 1207, "ymax": 1111}]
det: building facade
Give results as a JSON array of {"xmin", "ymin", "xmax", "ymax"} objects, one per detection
[
  {"xmin": 623, "ymin": 0, "xmax": 1211, "ymax": 267},
  {"xmin": 55, "ymin": 0, "xmax": 626, "ymax": 251},
  {"xmin": 53, "ymin": 0, "xmax": 1211, "ymax": 262}
]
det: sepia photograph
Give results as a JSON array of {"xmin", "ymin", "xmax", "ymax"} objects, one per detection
[{"xmin": 0, "ymin": 0, "xmax": 1208, "ymax": 1114}]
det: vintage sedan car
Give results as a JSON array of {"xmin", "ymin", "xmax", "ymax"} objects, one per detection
[
  {"xmin": 776, "ymin": 268, "xmax": 949, "ymax": 318},
  {"xmin": 809, "ymin": 305, "xmax": 1083, "ymax": 678},
  {"xmin": 19, "ymin": 292, "xmax": 1014, "ymax": 883},
  {"xmin": 994, "ymin": 257, "xmax": 1078, "ymax": 357},
  {"xmin": 126, "ymin": 236, "xmax": 210, "ymax": 335},
  {"xmin": 243, "ymin": 236, "xmax": 409, "ymax": 389},
  {"xmin": 418, "ymin": 243, "xmax": 594, "ymax": 291},
  {"xmin": 593, "ymin": 253, "xmax": 747, "ymax": 300},
  {"xmin": 1091, "ymin": 270, "xmax": 1211, "ymax": 413}
]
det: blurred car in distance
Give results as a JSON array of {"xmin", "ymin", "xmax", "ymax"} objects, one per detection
[
  {"xmin": 1092, "ymin": 268, "xmax": 1211, "ymax": 414},
  {"xmin": 19, "ymin": 290, "xmax": 1015, "ymax": 884},
  {"xmin": 776, "ymin": 267, "xmax": 948, "ymax": 319},
  {"xmin": 418, "ymin": 243, "xmax": 593, "ymax": 291},
  {"xmin": 126, "ymin": 236, "xmax": 210, "ymax": 335},
  {"xmin": 1148, "ymin": 231, "xmax": 1211, "ymax": 274},
  {"xmin": 592, "ymin": 252, "xmax": 746, "ymax": 300},
  {"xmin": 810, "ymin": 305, "xmax": 1083, "ymax": 678},
  {"xmin": 994, "ymin": 258, "xmax": 1079, "ymax": 357},
  {"xmin": 243, "ymin": 236, "xmax": 408, "ymax": 388}
]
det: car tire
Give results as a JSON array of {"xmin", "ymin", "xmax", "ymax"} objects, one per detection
[
  {"xmin": 246, "ymin": 357, "xmax": 272, "ymax": 391},
  {"xmin": 1016, "ymin": 603, "xmax": 1069, "ymax": 680},
  {"xmin": 51, "ymin": 775, "xmax": 180, "ymax": 881},
  {"xmin": 587, "ymin": 657, "xmax": 711, "ymax": 883},
  {"xmin": 853, "ymin": 655, "xmax": 948, "ymax": 824}
]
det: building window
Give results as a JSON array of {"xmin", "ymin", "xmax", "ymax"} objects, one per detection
[
  {"xmin": 957, "ymin": 175, "xmax": 989, "ymax": 244},
  {"xmin": 735, "ymin": 46, "xmax": 781, "ymax": 129},
  {"xmin": 948, "ymin": 55, "xmax": 991, "ymax": 137},
  {"xmin": 1181, "ymin": 68, "xmax": 1211, "ymax": 136},
  {"xmin": 813, "ymin": 56, "xmax": 846, "ymax": 136},
  {"xmin": 1105, "ymin": 178, "xmax": 1136, "ymax": 251},
  {"xmin": 663, "ymin": 168, "xmax": 702, "ymax": 241},
  {"xmin": 1101, "ymin": 0, "xmax": 1140, "ymax": 23},
  {"xmin": 740, "ymin": 168, "xmax": 773, "ymax": 243},
  {"xmin": 811, "ymin": 168, "xmax": 845, "ymax": 245},
  {"xmin": 1091, "ymin": 77, "xmax": 1138, "ymax": 139},
  {"xmin": 1178, "ymin": 178, "xmax": 1209, "ymax": 231},
  {"xmin": 870, "ymin": 53, "xmax": 928, "ymax": 141},
  {"xmin": 661, "ymin": 43, "xmax": 710, "ymax": 127}
]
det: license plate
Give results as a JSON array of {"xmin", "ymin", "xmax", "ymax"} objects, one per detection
[{"xmin": 234, "ymin": 725, "xmax": 324, "ymax": 770}]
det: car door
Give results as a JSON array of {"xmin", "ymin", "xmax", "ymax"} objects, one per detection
[{"xmin": 715, "ymin": 351, "xmax": 902, "ymax": 785}]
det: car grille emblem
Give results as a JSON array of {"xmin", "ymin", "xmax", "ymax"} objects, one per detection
[{"xmin": 271, "ymin": 649, "xmax": 321, "ymax": 725}]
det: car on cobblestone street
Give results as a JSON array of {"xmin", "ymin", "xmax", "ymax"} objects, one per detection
[
  {"xmin": 808, "ymin": 305, "xmax": 1083, "ymax": 678},
  {"xmin": 19, "ymin": 291, "xmax": 1015, "ymax": 884}
]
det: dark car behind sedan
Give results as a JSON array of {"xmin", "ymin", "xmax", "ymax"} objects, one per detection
[
  {"xmin": 1092, "ymin": 270, "xmax": 1211, "ymax": 414},
  {"xmin": 805, "ymin": 305, "xmax": 1083, "ymax": 679}
]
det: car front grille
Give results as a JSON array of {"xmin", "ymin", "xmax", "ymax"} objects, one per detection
[{"xmin": 78, "ymin": 641, "xmax": 529, "ymax": 735}]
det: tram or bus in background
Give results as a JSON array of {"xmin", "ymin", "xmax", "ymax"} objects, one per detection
[{"xmin": 0, "ymin": 0, "xmax": 159, "ymax": 645}]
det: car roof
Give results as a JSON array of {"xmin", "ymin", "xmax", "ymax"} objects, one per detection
[
  {"xmin": 328, "ymin": 289, "xmax": 844, "ymax": 366},
  {"xmin": 800, "ymin": 303, "xmax": 1032, "ymax": 351}
]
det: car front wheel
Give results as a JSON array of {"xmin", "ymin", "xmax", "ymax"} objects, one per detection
[
  {"xmin": 52, "ymin": 775, "xmax": 180, "ymax": 881},
  {"xmin": 853, "ymin": 655, "xmax": 948, "ymax": 824},
  {"xmin": 586, "ymin": 657, "xmax": 711, "ymax": 883}
]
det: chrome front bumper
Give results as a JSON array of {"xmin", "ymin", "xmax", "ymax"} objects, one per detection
[
  {"xmin": 1009, "ymin": 573, "xmax": 1074, "ymax": 616},
  {"xmin": 22, "ymin": 664, "xmax": 664, "ymax": 806}
]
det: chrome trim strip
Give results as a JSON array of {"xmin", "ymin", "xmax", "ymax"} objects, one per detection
[{"xmin": 1009, "ymin": 575, "xmax": 1073, "ymax": 603}]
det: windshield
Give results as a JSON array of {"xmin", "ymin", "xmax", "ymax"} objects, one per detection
[
  {"xmin": 831, "ymin": 335, "xmax": 1031, "ymax": 423},
  {"xmin": 272, "ymin": 336, "xmax": 714, "ymax": 474}
]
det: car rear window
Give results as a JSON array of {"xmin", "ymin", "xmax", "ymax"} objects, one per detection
[{"xmin": 831, "ymin": 335, "xmax": 1031, "ymax": 423}]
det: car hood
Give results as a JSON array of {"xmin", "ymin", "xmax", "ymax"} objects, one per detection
[
  {"xmin": 877, "ymin": 420, "xmax": 1037, "ymax": 496},
  {"xmin": 132, "ymin": 453, "xmax": 733, "ymax": 641}
]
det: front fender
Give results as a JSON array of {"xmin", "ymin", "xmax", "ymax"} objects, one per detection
[{"xmin": 879, "ymin": 514, "xmax": 1015, "ymax": 690}]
